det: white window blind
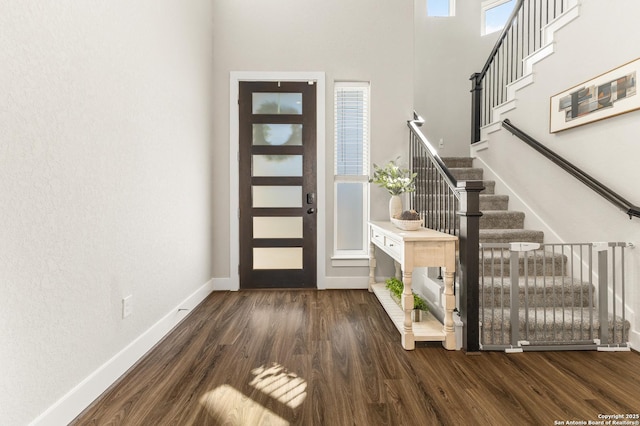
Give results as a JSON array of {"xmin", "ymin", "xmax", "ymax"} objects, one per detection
[{"xmin": 334, "ymin": 83, "xmax": 369, "ymax": 176}]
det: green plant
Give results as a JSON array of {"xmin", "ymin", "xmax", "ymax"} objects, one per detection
[
  {"xmin": 384, "ymin": 277, "xmax": 428, "ymax": 312},
  {"xmin": 369, "ymin": 157, "xmax": 417, "ymax": 196},
  {"xmin": 413, "ymin": 294, "xmax": 428, "ymax": 311},
  {"xmin": 385, "ymin": 277, "xmax": 403, "ymax": 297}
]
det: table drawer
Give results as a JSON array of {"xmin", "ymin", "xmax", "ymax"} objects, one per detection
[
  {"xmin": 371, "ymin": 229, "xmax": 385, "ymax": 247},
  {"xmin": 383, "ymin": 235, "xmax": 401, "ymax": 258},
  {"xmin": 371, "ymin": 226, "xmax": 402, "ymax": 260}
]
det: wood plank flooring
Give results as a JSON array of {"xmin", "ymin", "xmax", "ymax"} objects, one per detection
[{"xmin": 72, "ymin": 290, "xmax": 640, "ymax": 425}]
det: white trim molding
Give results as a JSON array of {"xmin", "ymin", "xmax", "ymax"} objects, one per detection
[
  {"xmin": 323, "ymin": 276, "xmax": 370, "ymax": 290},
  {"xmin": 229, "ymin": 71, "xmax": 326, "ymax": 291}
]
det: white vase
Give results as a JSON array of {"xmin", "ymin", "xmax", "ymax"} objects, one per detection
[{"xmin": 389, "ymin": 195, "xmax": 402, "ymax": 220}]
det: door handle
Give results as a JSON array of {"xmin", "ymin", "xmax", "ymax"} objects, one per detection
[
  {"xmin": 307, "ymin": 208, "xmax": 316, "ymax": 214},
  {"xmin": 306, "ymin": 193, "xmax": 315, "ymax": 204}
]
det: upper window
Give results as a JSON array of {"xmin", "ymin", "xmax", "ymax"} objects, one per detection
[
  {"xmin": 482, "ymin": 0, "xmax": 516, "ymax": 35},
  {"xmin": 427, "ymin": 0, "xmax": 455, "ymax": 17}
]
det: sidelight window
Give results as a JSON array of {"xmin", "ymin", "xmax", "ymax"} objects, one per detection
[{"xmin": 333, "ymin": 82, "xmax": 370, "ymax": 263}]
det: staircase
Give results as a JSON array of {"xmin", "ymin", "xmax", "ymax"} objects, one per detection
[
  {"xmin": 408, "ymin": 0, "xmax": 633, "ymax": 351},
  {"xmin": 437, "ymin": 157, "xmax": 630, "ymax": 349}
]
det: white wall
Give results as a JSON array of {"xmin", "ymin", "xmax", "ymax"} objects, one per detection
[
  {"xmin": 212, "ymin": 0, "xmax": 415, "ymax": 280},
  {"xmin": 0, "ymin": 1, "xmax": 213, "ymax": 424},
  {"xmin": 414, "ymin": 0, "xmax": 498, "ymax": 156},
  {"xmin": 473, "ymin": 0, "xmax": 640, "ymax": 346}
]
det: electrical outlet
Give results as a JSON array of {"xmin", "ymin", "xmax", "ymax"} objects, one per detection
[
  {"xmin": 122, "ymin": 295, "xmax": 133, "ymax": 318},
  {"xmin": 439, "ymin": 138, "xmax": 444, "ymax": 148}
]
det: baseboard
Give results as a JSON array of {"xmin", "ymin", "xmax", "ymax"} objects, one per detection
[
  {"xmin": 209, "ymin": 276, "xmax": 369, "ymax": 291},
  {"xmin": 30, "ymin": 279, "xmax": 215, "ymax": 426},
  {"xmin": 324, "ymin": 276, "xmax": 370, "ymax": 290},
  {"xmin": 212, "ymin": 277, "xmax": 235, "ymax": 291}
]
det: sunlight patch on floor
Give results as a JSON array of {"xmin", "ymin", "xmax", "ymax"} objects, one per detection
[
  {"xmin": 199, "ymin": 385, "xmax": 289, "ymax": 426},
  {"xmin": 249, "ymin": 363, "xmax": 308, "ymax": 409}
]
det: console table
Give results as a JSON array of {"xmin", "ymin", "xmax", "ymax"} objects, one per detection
[{"xmin": 368, "ymin": 221, "xmax": 458, "ymax": 350}]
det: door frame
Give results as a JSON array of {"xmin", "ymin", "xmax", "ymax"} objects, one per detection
[{"xmin": 229, "ymin": 71, "xmax": 326, "ymax": 291}]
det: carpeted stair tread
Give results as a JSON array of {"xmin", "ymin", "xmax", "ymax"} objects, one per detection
[
  {"xmin": 481, "ymin": 276, "xmax": 593, "ymax": 307},
  {"xmin": 448, "ymin": 167, "xmax": 484, "ymax": 181},
  {"xmin": 480, "ymin": 194, "xmax": 509, "ymax": 210},
  {"xmin": 479, "ymin": 229, "xmax": 544, "ymax": 244},
  {"xmin": 441, "ymin": 157, "xmax": 473, "ymax": 168},
  {"xmin": 480, "ymin": 210, "xmax": 525, "ymax": 229},
  {"xmin": 479, "ymin": 249, "xmax": 568, "ymax": 276},
  {"xmin": 481, "ymin": 180, "xmax": 495, "ymax": 194}
]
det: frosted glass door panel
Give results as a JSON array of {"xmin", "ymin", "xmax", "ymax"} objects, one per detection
[
  {"xmin": 336, "ymin": 182, "xmax": 364, "ymax": 250},
  {"xmin": 253, "ymin": 155, "xmax": 302, "ymax": 177},
  {"xmin": 252, "ymin": 93, "xmax": 302, "ymax": 115},
  {"xmin": 254, "ymin": 217, "xmax": 303, "ymax": 239},
  {"xmin": 253, "ymin": 186, "xmax": 302, "ymax": 208},
  {"xmin": 254, "ymin": 248, "xmax": 303, "ymax": 270},
  {"xmin": 253, "ymin": 124, "xmax": 302, "ymax": 146}
]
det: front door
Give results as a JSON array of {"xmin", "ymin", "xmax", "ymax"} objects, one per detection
[{"xmin": 238, "ymin": 81, "xmax": 317, "ymax": 289}]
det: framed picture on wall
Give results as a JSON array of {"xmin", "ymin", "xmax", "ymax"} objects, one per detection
[{"xmin": 549, "ymin": 58, "xmax": 639, "ymax": 133}]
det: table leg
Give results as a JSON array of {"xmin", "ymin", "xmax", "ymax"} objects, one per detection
[
  {"xmin": 401, "ymin": 269, "xmax": 415, "ymax": 350},
  {"xmin": 443, "ymin": 269, "xmax": 456, "ymax": 350}
]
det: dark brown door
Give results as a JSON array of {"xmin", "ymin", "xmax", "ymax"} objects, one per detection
[{"xmin": 239, "ymin": 81, "xmax": 317, "ymax": 289}]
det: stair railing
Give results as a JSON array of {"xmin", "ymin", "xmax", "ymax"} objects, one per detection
[
  {"xmin": 471, "ymin": 0, "xmax": 572, "ymax": 142},
  {"xmin": 502, "ymin": 119, "xmax": 640, "ymax": 219},
  {"xmin": 408, "ymin": 113, "xmax": 484, "ymax": 352},
  {"xmin": 408, "ymin": 113, "xmax": 459, "ymax": 234}
]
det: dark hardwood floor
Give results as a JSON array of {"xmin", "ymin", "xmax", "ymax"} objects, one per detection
[{"xmin": 72, "ymin": 290, "xmax": 640, "ymax": 425}]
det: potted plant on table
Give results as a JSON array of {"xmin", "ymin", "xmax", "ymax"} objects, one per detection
[
  {"xmin": 411, "ymin": 292, "xmax": 428, "ymax": 322},
  {"xmin": 370, "ymin": 157, "xmax": 417, "ymax": 220}
]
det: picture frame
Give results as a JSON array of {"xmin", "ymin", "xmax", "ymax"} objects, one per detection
[{"xmin": 549, "ymin": 58, "xmax": 639, "ymax": 133}]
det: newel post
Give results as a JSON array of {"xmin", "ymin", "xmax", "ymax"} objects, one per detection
[
  {"xmin": 457, "ymin": 180, "xmax": 484, "ymax": 352},
  {"xmin": 470, "ymin": 72, "xmax": 483, "ymax": 144}
]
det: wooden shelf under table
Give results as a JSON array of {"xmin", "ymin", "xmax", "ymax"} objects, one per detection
[{"xmin": 370, "ymin": 283, "xmax": 445, "ymax": 342}]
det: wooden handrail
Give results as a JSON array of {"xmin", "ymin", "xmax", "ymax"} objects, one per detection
[{"xmin": 503, "ymin": 119, "xmax": 640, "ymax": 219}]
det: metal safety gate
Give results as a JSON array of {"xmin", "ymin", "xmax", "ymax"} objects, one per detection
[{"xmin": 479, "ymin": 242, "xmax": 631, "ymax": 352}]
